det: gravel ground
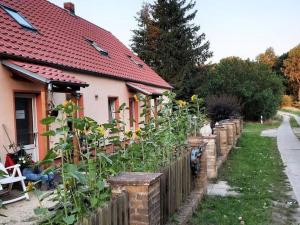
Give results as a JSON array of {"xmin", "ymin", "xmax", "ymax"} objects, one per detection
[{"xmin": 1, "ymin": 191, "xmax": 55, "ymax": 225}]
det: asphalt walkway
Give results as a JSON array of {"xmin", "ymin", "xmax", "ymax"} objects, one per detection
[{"xmin": 277, "ymin": 114, "xmax": 300, "ymax": 203}]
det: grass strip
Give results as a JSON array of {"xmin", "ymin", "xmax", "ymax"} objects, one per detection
[{"xmin": 289, "ymin": 116, "xmax": 300, "ymax": 128}]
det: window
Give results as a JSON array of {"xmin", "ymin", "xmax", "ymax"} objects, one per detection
[
  {"xmin": 129, "ymin": 98, "xmax": 135, "ymax": 128},
  {"xmin": 1, "ymin": 5, "xmax": 37, "ymax": 31},
  {"xmin": 128, "ymin": 55, "xmax": 143, "ymax": 68},
  {"xmin": 108, "ymin": 97, "xmax": 118, "ymax": 123},
  {"xmin": 86, "ymin": 39, "xmax": 108, "ymax": 56}
]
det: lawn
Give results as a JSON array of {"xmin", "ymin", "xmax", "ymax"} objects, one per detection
[
  {"xmin": 289, "ymin": 116, "xmax": 300, "ymax": 128},
  {"xmin": 189, "ymin": 121, "xmax": 298, "ymax": 225}
]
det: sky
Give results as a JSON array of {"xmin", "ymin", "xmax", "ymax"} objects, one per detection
[{"xmin": 48, "ymin": 0, "xmax": 300, "ymax": 63}]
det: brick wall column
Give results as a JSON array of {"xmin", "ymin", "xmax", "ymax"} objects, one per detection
[
  {"xmin": 216, "ymin": 125, "xmax": 228, "ymax": 157},
  {"xmin": 214, "ymin": 126, "xmax": 221, "ymax": 157},
  {"xmin": 198, "ymin": 135, "xmax": 217, "ymax": 179},
  {"xmin": 231, "ymin": 119, "xmax": 241, "ymax": 136},
  {"xmin": 239, "ymin": 118, "xmax": 243, "ymax": 133},
  {"xmin": 221, "ymin": 122, "xmax": 235, "ymax": 148},
  {"xmin": 187, "ymin": 136, "xmax": 207, "ymax": 195},
  {"xmin": 108, "ymin": 172, "xmax": 162, "ymax": 225}
]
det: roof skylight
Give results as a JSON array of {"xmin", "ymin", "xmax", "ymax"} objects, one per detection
[
  {"xmin": 128, "ymin": 55, "xmax": 143, "ymax": 68},
  {"xmin": 1, "ymin": 5, "xmax": 37, "ymax": 31},
  {"xmin": 86, "ymin": 39, "xmax": 108, "ymax": 56}
]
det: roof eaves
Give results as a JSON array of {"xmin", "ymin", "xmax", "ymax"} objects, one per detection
[
  {"xmin": 2, "ymin": 60, "xmax": 49, "ymax": 83},
  {"xmin": 126, "ymin": 82, "xmax": 153, "ymax": 95}
]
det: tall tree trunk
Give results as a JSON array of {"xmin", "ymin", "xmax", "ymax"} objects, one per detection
[{"xmin": 298, "ymin": 85, "xmax": 300, "ymax": 102}]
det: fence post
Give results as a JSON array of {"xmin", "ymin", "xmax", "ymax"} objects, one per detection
[
  {"xmin": 108, "ymin": 172, "xmax": 162, "ymax": 225},
  {"xmin": 187, "ymin": 136, "xmax": 208, "ymax": 195},
  {"xmin": 231, "ymin": 118, "xmax": 241, "ymax": 137},
  {"xmin": 214, "ymin": 125, "xmax": 228, "ymax": 161},
  {"xmin": 221, "ymin": 122, "xmax": 236, "ymax": 148},
  {"xmin": 198, "ymin": 135, "xmax": 217, "ymax": 179}
]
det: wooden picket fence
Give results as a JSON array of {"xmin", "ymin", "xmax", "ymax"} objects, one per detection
[
  {"xmin": 76, "ymin": 192, "xmax": 129, "ymax": 225},
  {"xmin": 159, "ymin": 149, "xmax": 193, "ymax": 224}
]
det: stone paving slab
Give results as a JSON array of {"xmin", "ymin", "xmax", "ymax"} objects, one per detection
[
  {"xmin": 207, "ymin": 181, "xmax": 240, "ymax": 197},
  {"xmin": 261, "ymin": 128, "xmax": 278, "ymax": 138}
]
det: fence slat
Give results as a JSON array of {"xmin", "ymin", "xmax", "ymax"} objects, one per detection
[{"xmin": 112, "ymin": 198, "xmax": 118, "ymax": 225}]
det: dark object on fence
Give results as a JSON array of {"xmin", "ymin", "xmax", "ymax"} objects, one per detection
[{"xmin": 190, "ymin": 146, "xmax": 203, "ymax": 176}]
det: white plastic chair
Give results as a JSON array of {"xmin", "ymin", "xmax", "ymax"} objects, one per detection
[{"xmin": 0, "ymin": 163, "xmax": 29, "ymax": 204}]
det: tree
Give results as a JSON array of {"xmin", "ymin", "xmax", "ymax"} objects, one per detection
[
  {"xmin": 131, "ymin": 3, "xmax": 159, "ymax": 67},
  {"xmin": 197, "ymin": 57, "xmax": 284, "ymax": 120},
  {"xmin": 283, "ymin": 44, "xmax": 300, "ymax": 100},
  {"xmin": 131, "ymin": 0, "xmax": 212, "ymax": 99},
  {"xmin": 256, "ymin": 47, "xmax": 277, "ymax": 68}
]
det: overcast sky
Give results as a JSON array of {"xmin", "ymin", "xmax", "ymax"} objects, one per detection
[{"xmin": 48, "ymin": 0, "xmax": 300, "ymax": 63}]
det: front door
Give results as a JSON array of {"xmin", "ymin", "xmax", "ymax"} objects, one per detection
[{"xmin": 15, "ymin": 94, "xmax": 38, "ymax": 161}]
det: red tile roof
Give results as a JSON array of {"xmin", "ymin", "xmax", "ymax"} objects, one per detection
[
  {"xmin": 3, "ymin": 60, "xmax": 87, "ymax": 85},
  {"xmin": 127, "ymin": 82, "xmax": 164, "ymax": 96},
  {"xmin": 0, "ymin": 0, "xmax": 171, "ymax": 89}
]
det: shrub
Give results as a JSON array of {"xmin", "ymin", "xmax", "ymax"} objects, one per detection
[
  {"xmin": 206, "ymin": 95, "xmax": 242, "ymax": 123},
  {"xmin": 281, "ymin": 95, "xmax": 293, "ymax": 107}
]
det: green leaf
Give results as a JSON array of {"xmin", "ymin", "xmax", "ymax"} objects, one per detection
[
  {"xmin": 56, "ymin": 126, "xmax": 70, "ymax": 134},
  {"xmin": 41, "ymin": 116, "xmax": 56, "ymax": 125},
  {"xmin": 63, "ymin": 215, "xmax": 76, "ymax": 225},
  {"xmin": 96, "ymin": 152, "xmax": 112, "ymax": 164},
  {"xmin": 34, "ymin": 207, "xmax": 48, "ymax": 215},
  {"xmin": 96, "ymin": 180, "xmax": 105, "ymax": 191},
  {"xmin": 42, "ymin": 130, "xmax": 56, "ymax": 136},
  {"xmin": 40, "ymin": 149, "xmax": 57, "ymax": 164}
]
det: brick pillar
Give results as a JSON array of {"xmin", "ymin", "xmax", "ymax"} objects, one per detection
[
  {"xmin": 239, "ymin": 118, "xmax": 243, "ymax": 133},
  {"xmin": 221, "ymin": 122, "xmax": 235, "ymax": 148},
  {"xmin": 197, "ymin": 147, "xmax": 207, "ymax": 194},
  {"xmin": 108, "ymin": 172, "xmax": 162, "ymax": 225},
  {"xmin": 231, "ymin": 119, "xmax": 240, "ymax": 136},
  {"xmin": 199, "ymin": 135, "xmax": 217, "ymax": 179},
  {"xmin": 217, "ymin": 125, "xmax": 228, "ymax": 157},
  {"xmin": 214, "ymin": 126, "xmax": 228, "ymax": 157},
  {"xmin": 214, "ymin": 127, "xmax": 221, "ymax": 157},
  {"xmin": 187, "ymin": 136, "xmax": 207, "ymax": 195}
]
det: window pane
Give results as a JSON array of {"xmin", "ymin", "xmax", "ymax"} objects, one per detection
[
  {"xmin": 108, "ymin": 98, "xmax": 116, "ymax": 122},
  {"xmin": 15, "ymin": 97, "xmax": 34, "ymax": 145},
  {"xmin": 129, "ymin": 98, "xmax": 135, "ymax": 127},
  {"xmin": 4, "ymin": 7, "xmax": 35, "ymax": 29}
]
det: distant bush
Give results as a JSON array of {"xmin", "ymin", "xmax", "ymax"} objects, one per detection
[
  {"xmin": 206, "ymin": 95, "xmax": 242, "ymax": 123},
  {"xmin": 281, "ymin": 95, "xmax": 293, "ymax": 107},
  {"xmin": 197, "ymin": 57, "xmax": 284, "ymax": 120}
]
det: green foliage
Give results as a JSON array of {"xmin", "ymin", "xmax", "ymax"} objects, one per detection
[
  {"xmin": 131, "ymin": 0, "xmax": 212, "ymax": 98},
  {"xmin": 198, "ymin": 57, "xmax": 284, "ymax": 121}
]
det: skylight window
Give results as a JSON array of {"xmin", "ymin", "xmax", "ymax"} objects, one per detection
[
  {"xmin": 1, "ymin": 5, "xmax": 37, "ymax": 31},
  {"xmin": 128, "ymin": 55, "xmax": 143, "ymax": 68},
  {"xmin": 86, "ymin": 39, "xmax": 109, "ymax": 56}
]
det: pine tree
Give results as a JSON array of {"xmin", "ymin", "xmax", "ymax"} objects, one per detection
[{"xmin": 131, "ymin": 0, "xmax": 212, "ymax": 98}]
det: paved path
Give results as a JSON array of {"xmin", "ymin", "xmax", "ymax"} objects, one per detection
[{"xmin": 277, "ymin": 113, "xmax": 300, "ymax": 203}]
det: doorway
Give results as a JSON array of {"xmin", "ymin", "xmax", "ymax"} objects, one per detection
[{"xmin": 15, "ymin": 94, "xmax": 38, "ymax": 161}]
